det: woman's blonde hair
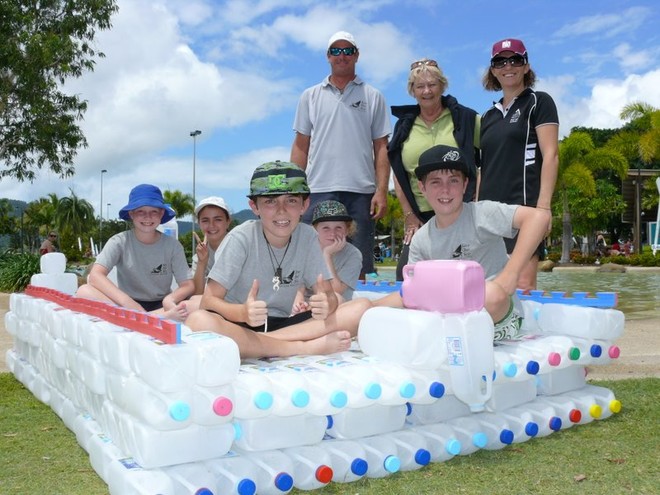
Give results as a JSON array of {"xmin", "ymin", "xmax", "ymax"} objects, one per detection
[{"xmin": 407, "ymin": 59, "xmax": 448, "ymax": 97}]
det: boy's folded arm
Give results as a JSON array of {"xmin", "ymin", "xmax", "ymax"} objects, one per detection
[
  {"xmin": 163, "ymin": 280, "xmax": 195, "ymax": 309},
  {"xmin": 199, "ymin": 279, "xmax": 250, "ymax": 323}
]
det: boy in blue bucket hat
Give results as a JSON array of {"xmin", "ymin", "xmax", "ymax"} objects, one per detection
[
  {"xmin": 186, "ymin": 161, "xmax": 354, "ymax": 359},
  {"xmin": 76, "ymin": 184, "xmax": 194, "ymax": 320}
]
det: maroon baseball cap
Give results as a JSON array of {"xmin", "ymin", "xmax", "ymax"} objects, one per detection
[{"xmin": 491, "ymin": 38, "xmax": 527, "ymax": 58}]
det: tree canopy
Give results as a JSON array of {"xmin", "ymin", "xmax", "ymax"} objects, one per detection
[{"xmin": 0, "ymin": 0, "xmax": 118, "ymax": 181}]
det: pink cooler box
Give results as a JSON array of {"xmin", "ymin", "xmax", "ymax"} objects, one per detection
[{"xmin": 401, "ymin": 260, "xmax": 485, "ymax": 313}]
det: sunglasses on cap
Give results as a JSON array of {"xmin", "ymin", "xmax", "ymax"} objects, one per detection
[
  {"xmin": 490, "ymin": 54, "xmax": 527, "ymax": 69},
  {"xmin": 410, "ymin": 59, "xmax": 438, "ymax": 70},
  {"xmin": 328, "ymin": 46, "xmax": 357, "ymax": 56}
]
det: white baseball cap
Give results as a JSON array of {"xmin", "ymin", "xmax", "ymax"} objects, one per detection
[
  {"xmin": 327, "ymin": 31, "xmax": 358, "ymax": 50},
  {"xmin": 195, "ymin": 196, "xmax": 231, "ymax": 217}
]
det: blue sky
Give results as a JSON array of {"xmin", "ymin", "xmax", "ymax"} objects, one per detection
[{"xmin": 3, "ymin": 0, "xmax": 659, "ymax": 221}]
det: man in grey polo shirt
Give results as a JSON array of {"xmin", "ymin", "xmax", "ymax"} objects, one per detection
[{"xmin": 290, "ymin": 30, "xmax": 391, "ymax": 278}]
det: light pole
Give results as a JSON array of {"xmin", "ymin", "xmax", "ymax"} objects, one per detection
[
  {"xmin": 100, "ymin": 169, "xmax": 107, "ymax": 251},
  {"xmin": 107, "ymin": 203, "xmax": 111, "ymax": 221},
  {"xmin": 190, "ymin": 130, "xmax": 201, "ymax": 252}
]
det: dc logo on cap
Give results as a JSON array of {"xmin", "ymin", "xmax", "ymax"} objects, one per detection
[
  {"xmin": 442, "ymin": 150, "xmax": 461, "ymax": 162},
  {"xmin": 268, "ymin": 174, "xmax": 286, "ymax": 189}
]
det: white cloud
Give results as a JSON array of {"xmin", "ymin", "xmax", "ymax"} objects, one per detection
[
  {"xmin": 553, "ymin": 6, "xmax": 651, "ymax": 39},
  {"xmin": 544, "ymin": 69, "xmax": 660, "ymax": 135}
]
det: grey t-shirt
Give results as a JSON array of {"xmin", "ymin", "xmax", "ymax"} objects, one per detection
[
  {"xmin": 330, "ymin": 243, "xmax": 362, "ymax": 300},
  {"xmin": 292, "ymin": 75, "xmax": 391, "ymax": 194},
  {"xmin": 409, "ymin": 201, "xmax": 519, "ymax": 279},
  {"xmin": 208, "ymin": 220, "xmax": 331, "ymax": 318},
  {"xmin": 96, "ymin": 231, "xmax": 191, "ymax": 302}
]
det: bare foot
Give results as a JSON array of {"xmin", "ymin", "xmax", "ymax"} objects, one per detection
[
  {"xmin": 161, "ymin": 301, "xmax": 188, "ymax": 322},
  {"xmin": 302, "ymin": 330, "xmax": 352, "ymax": 355}
]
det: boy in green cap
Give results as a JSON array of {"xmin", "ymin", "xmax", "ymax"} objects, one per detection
[{"xmin": 185, "ymin": 161, "xmax": 352, "ymax": 358}]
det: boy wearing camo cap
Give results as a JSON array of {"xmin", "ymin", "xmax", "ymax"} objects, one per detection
[{"xmin": 186, "ymin": 160, "xmax": 352, "ymax": 358}]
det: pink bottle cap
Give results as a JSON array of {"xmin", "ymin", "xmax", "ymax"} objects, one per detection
[
  {"xmin": 608, "ymin": 346, "xmax": 620, "ymax": 359},
  {"xmin": 548, "ymin": 352, "xmax": 561, "ymax": 366},
  {"xmin": 213, "ymin": 397, "xmax": 233, "ymax": 416}
]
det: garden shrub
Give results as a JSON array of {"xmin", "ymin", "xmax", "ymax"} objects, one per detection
[{"xmin": 0, "ymin": 251, "xmax": 40, "ymax": 292}]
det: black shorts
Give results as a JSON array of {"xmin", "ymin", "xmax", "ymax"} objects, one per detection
[
  {"xmin": 135, "ymin": 300, "xmax": 164, "ymax": 312},
  {"xmin": 203, "ymin": 309, "xmax": 314, "ymax": 333},
  {"xmin": 236, "ymin": 310, "xmax": 313, "ymax": 332},
  {"xmin": 504, "ymin": 235, "xmax": 546, "ymax": 261}
]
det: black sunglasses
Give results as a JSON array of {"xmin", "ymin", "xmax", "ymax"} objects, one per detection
[
  {"xmin": 328, "ymin": 46, "xmax": 357, "ymax": 56},
  {"xmin": 490, "ymin": 54, "xmax": 527, "ymax": 69}
]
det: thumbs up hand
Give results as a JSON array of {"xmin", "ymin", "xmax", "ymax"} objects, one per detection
[
  {"xmin": 309, "ymin": 274, "xmax": 335, "ymax": 320},
  {"xmin": 245, "ymin": 279, "xmax": 268, "ymax": 327}
]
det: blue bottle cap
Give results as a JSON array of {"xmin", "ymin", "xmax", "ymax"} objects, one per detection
[
  {"xmin": 194, "ymin": 489, "xmax": 214, "ymax": 495},
  {"xmin": 168, "ymin": 400, "xmax": 191, "ymax": 421},
  {"xmin": 526, "ymin": 360, "xmax": 540, "ymax": 375},
  {"xmin": 473, "ymin": 432, "xmax": 488, "ymax": 448},
  {"xmin": 254, "ymin": 391, "xmax": 273, "ymax": 410},
  {"xmin": 525, "ymin": 421, "xmax": 539, "ymax": 437},
  {"xmin": 292, "ymin": 389, "xmax": 310, "ymax": 408},
  {"xmin": 500, "ymin": 429, "xmax": 514, "ymax": 445},
  {"xmin": 237, "ymin": 479, "xmax": 256, "ymax": 495},
  {"xmin": 326, "ymin": 415, "xmax": 334, "ymax": 429},
  {"xmin": 415, "ymin": 448, "xmax": 431, "ymax": 466},
  {"xmin": 400, "ymin": 382, "xmax": 416, "ymax": 399},
  {"xmin": 503, "ymin": 362, "xmax": 517, "ymax": 377},
  {"xmin": 590, "ymin": 344, "xmax": 602, "ymax": 357},
  {"xmin": 429, "ymin": 381, "xmax": 445, "ymax": 398},
  {"xmin": 406, "ymin": 402, "xmax": 413, "ymax": 416},
  {"xmin": 330, "ymin": 390, "xmax": 348, "ymax": 408},
  {"xmin": 233, "ymin": 423, "xmax": 242, "ymax": 440},
  {"xmin": 274, "ymin": 472, "xmax": 294, "ymax": 492},
  {"xmin": 365, "ymin": 382, "xmax": 382, "ymax": 399},
  {"xmin": 351, "ymin": 458, "xmax": 368, "ymax": 476},
  {"xmin": 446, "ymin": 439, "xmax": 462, "ymax": 456},
  {"xmin": 549, "ymin": 416, "xmax": 562, "ymax": 431},
  {"xmin": 383, "ymin": 455, "xmax": 401, "ymax": 473}
]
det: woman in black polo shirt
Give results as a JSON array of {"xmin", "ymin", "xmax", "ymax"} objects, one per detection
[{"xmin": 479, "ymin": 38, "xmax": 559, "ymax": 291}]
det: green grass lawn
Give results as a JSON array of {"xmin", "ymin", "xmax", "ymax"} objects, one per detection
[{"xmin": 1, "ymin": 373, "xmax": 658, "ymax": 495}]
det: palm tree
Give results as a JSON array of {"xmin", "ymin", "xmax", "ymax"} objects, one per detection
[
  {"xmin": 55, "ymin": 189, "xmax": 95, "ymax": 252},
  {"xmin": 608, "ymin": 103, "xmax": 660, "ymax": 251},
  {"xmin": 163, "ymin": 189, "xmax": 194, "ymax": 218},
  {"xmin": 554, "ymin": 132, "xmax": 628, "ymax": 263},
  {"xmin": 376, "ymin": 192, "xmax": 404, "ymax": 259},
  {"xmin": 619, "ymin": 102, "xmax": 660, "ymax": 165},
  {"xmin": 23, "ymin": 195, "xmax": 60, "ymax": 252}
]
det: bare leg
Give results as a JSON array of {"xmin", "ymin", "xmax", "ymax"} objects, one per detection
[
  {"xmin": 77, "ymin": 283, "xmax": 190, "ymax": 322},
  {"xmin": 75, "ymin": 284, "xmax": 114, "ymax": 304},
  {"xmin": 185, "ymin": 309, "xmax": 352, "ymax": 359},
  {"xmin": 516, "ymin": 255, "xmax": 539, "ymax": 291},
  {"xmin": 485, "ymin": 280, "xmax": 510, "ymax": 323}
]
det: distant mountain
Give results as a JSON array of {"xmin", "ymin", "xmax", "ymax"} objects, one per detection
[
  {"xmin": 233, "ymin": 208, "xmax": 258, "ymax": 223},
  {"xmin": 6, "ymin": 199, "xmax": 28, "ymax": 216}
]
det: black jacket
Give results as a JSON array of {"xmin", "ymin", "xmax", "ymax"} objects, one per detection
[{"xmin": 388, "ymin": 95, "xmax": 480, "ymax": 221}]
